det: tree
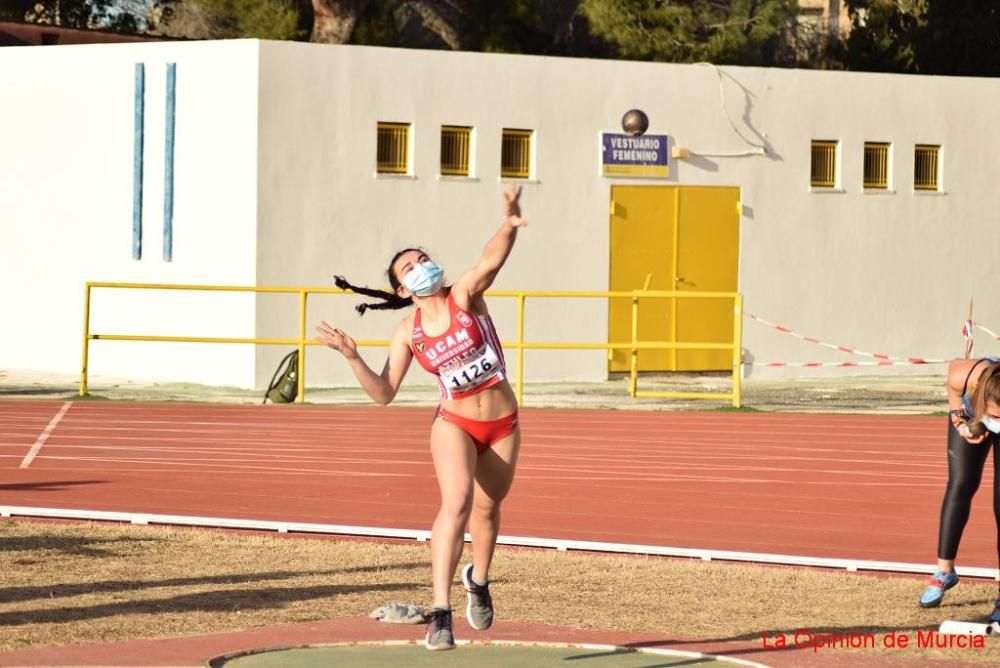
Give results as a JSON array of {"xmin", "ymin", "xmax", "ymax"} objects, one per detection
[
  {"xmin": 919, "ymin": 0, "xmax": 1000, "ymax": 76},
  {"xmin": 842, "ymin": 0, "xmax": 922, "ymax": 73},
  {"xmin": 844, "ymin": 0, "xmax": 1000, "ymax": 76},
  {"xmin": 0, "ymin": 0, "xmax": 156, "ymax": 32},
  {"xmin": 327, "ymin": 1, "xmax": 602, "ymax": 56},
  {"xmin": 311, "ymin": 0, "xmax": 367, "ymax": 43},
  {"xmin": 578, "ymin": 0, "xmax": 797, "ymax": 66}
]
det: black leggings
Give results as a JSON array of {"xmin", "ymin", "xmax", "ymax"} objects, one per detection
[{"xmin": 937, "ymin": 423, "xmax": 1000, "ymax": 565}]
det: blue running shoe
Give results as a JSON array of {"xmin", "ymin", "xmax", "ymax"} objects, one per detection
[
  {"xmin": 919, "ymin": 570, "xmax": 959, "ymax": 608},
  {"xmin": 990, "ymin": 599, "xmax": 1000, "ymax": 624}
]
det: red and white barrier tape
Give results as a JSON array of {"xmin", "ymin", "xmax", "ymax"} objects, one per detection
[
  {"xmin": 743, "ymin": 312, "xmax": 947, "ymax": 367},
  {"xmin": 973, "ymin": 322, "xmax": 1000, "ymax": 341},
  {"xmin": 753, "ymin": 360, "xmax": 921, "ymax": 368}
]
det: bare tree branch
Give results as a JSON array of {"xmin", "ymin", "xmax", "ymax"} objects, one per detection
[
  {"xmin": 311, "ymin": 0, "xmax": 368, "ymax": 43},
  {"xmin": 403, "ymin": 0, "xmax": 467, "ymax": 50}
]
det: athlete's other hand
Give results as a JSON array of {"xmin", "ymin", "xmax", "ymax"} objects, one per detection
[
  {"xmin": 316, "ymin": 321, "xmax": 359, "ymax": 359},
  {"xmin": 503, "ymin": 184, "xmax": 527, "ymax": 228},
  {"xmin": 958, "ymin": 422, "xmax": 988, "ymax": 444}
]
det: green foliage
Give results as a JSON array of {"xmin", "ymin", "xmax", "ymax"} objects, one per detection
[
  {"xmin": 579, "ymin": 0, "xmax": 797, "ymax": 66},
  {"xmin": 190, "ymin": 0, "xmax": 305, "ymax": 40},
  {"xmin": 845, "ymin": 0, "xmax": 1000, "ymax": 76},
  {"xmin": 350, "ymin": 1, "xmax": 602, "ymax": 57},
  {"xmin": 9, "ymin": 0, "xmax": 999, "ymax": 77},
  {"xmin": 0, "ymin": 0, "xmax": 151, "ymax": 32},
  {"xmin": 350, "ymin": 3, "xmax": 402, "ymax": 47},
  {"xmin": 843, "ymin": 0, "xmax": 922, "ymax": 73}
]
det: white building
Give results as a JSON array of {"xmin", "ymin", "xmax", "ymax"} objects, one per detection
[{"xmin": 0, "ymin": 39, "xmax": 990, "ymax": 390}]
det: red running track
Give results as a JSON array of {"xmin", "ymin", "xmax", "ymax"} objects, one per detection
[{"xmin": 0, "ymin": 400, "xmax": 995, "ymax": 569}]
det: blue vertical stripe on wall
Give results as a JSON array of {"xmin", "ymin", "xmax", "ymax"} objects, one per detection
[
  {"xmin": 132, "ymin": 63, "xmax": 144, "ymax": 260},
  {"xmin": 163, "ymin": 62, "xmax": 176, "ymax": 262}
]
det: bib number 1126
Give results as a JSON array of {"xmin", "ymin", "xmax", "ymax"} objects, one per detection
[{"xmin": 447, "ymin": 346, "xmax": 500, "ymax": 391}]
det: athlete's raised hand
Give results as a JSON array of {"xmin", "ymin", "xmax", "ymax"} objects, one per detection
[
  {"xmin": 503, "ymin": 184, "xmax": 527, "ymax": 228},
  {"xmin": 315, "ymin": 321, "xmax": 358, "ymax": 359}
]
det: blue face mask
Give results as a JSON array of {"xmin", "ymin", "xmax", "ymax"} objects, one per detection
[
  {"xmin": 402, "ymin": 261, "xmax": 445, "ymax": 297},
  {"xmin": 981, "ymin": 416, "xmax": 1000, "ymax": 434}
]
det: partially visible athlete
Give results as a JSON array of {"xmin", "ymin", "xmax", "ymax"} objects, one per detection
[{"xmin": 920, "ymin": 356, "xmax": 1000, "ymax": 624}]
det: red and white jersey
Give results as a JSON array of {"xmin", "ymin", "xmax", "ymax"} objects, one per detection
[{"xmin": 411, "ymin": 291, "xmax": 506, "ymax": 400}]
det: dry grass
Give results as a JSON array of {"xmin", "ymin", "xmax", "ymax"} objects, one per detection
[{"xmin": 1, "ymin": 520, "xmax": 998, "ymax": 664}]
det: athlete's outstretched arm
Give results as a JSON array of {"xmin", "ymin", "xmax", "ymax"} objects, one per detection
[
  {"xmin": 454, "ymin": 184, "xmax": 527, "ymax": 299},
  {"xmin": 946, "ymin": 358, "xmax": 987, "ymax": 444},
  {"xmin": 315, "ymin": 320, "xmax": 413, "ymax": 406}
]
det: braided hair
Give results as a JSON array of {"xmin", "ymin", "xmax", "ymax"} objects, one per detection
[{"xmin": 334, "ymin": 248, "xmax": 421, "ymax": 316}]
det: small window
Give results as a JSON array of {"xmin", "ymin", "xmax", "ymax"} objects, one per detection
[
  {"xmin": 501, "ymin": 129, "xmax": 533, "ymax": 179},
  {"xmin": 440, "ymin": 126, "xmax": 472, "ymax": 176},
  {"xmin": 863, "ymin": 142, "xmax": 890, "ymax": 189},
  {"xmin": 914, "ymin": 144, "xmax": 941, "ymax": 191},
  {"xmin": 376, "ymin": 122, "xmax": 410, "ymax": 174},
  {"xmin": 810, "ymin": 140, "xmax": 838, "ymax": 188}
]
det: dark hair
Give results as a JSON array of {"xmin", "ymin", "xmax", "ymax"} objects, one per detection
[{"xmin": 333, "ymin": 248, "xmax": 421, "ymax": 316}]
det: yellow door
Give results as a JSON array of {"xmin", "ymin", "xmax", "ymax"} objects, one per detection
[
  {"xmin": 608, "ymin": 186, "xmax": 676, "ymax": 371},
  {"xmin": 608, "ymin": 185, "xmax": 740, "ymax": 372},
  {"xmin": 675, "ymin": 186, "xmax": 740, "ymax": 370}
]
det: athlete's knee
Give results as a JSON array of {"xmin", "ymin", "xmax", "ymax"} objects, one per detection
[
  {"xmin": 438, "ymin": 491, "xmax": 474, "ymax": 520},
  {"xmin": 472, "ymin": 496, "xmax": 502, "ymax": 521},
  {"xmin": 946, "ymin": 471, "xmax": 983, "ymax": 499}
]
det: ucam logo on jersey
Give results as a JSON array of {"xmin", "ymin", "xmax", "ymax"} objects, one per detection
[
  {"xmin": 424, "ymin": 329, "xmax": 472, "ymax": 361},
  {"xmin": 457, "ymin": 311, "xmax": 473, "ymax": 328}
]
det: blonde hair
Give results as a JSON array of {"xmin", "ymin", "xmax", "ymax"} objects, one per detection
[{"xmin": 970, "ymin": 361, "xmax": 1000, "ymax": 418}]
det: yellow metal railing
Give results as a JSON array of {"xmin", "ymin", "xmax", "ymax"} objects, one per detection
[{"xmin": 81, "ymin": 283, "xmax": 743, "ymax": 407}]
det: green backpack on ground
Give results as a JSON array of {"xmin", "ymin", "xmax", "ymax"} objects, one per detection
[{"xmin": 264, "ymin": 350, "xmax": 299, "ymax": 404}]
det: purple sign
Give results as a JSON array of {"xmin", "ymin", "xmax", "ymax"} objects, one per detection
[{"xmin": 601, "ymin": 133, "xmax": 669, "ymax": 177}]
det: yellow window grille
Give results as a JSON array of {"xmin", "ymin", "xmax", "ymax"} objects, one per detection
[
  {"xmin": 863, "ymin": 142, "xmax": 890, "ymax": 189},
  {"xmin": 810, "ymin": 140, "xmax": 837, "ymax": 187},
  {"xmin": 377, "ymin": 122, "xmax": 410, "ymax": 174},
  {"xmin": 914, "ymin": 145, "xmax": 940, "ymax": 191},
  {"xmin": 440, "ymin": 126, "xmax": 472, "ymax": 176},
  {"xmin": 501, "ymin": 129, "xmax": 533, "ymax": 179}
]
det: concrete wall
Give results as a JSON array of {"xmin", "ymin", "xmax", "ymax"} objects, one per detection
[
  {"xmin": 0, "ymin": 40, "xmax": 260, "ymax": 386},
  {"xmin": 4, "ymin": 39, "xmax": 997, "ymax": 389},
  {"xmin": 255, "ymin": 41, "xmax": 618, "ymax": 389},
  {"xmin": 256, "ymin": 42, "xmax": 997, "ymax": 384}
]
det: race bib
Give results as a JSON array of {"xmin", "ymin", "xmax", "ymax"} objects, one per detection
[{"xmin": 443, "ymin": 345, "xmax": 502, "ymax": 392}]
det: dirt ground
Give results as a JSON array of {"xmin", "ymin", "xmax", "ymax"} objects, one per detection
[{"xmin": 0, "ymin": 367, "xmax": 948, "ymax": 414}]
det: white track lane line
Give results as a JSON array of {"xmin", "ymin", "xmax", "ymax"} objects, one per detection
[{"xmin": 19, "ymin": 401, "xmax": 72, "ymax": 469}]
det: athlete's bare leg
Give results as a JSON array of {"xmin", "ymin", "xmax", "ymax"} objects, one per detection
[
  {"xmin": 469, "ymin": 429, "xmax": 520, "ymax": 583},
  {"xmin": 428, "ymin": 417, "xmax": 478, "ymax": 609}
]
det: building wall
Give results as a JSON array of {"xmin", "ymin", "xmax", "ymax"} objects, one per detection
[
  {"xmin": 256, "ymin": 42, "xmax": 996, "ymax": 384},
  {"xmin": 3, "ymin": 39, "xmax": 996, "ymax": 389},
  {"xmin": 798, "ymin": 0, "xmax": 851, "ymax": 36},
  {"xmin": 0, "ymin": 40, "xmax": 260, "ymax": 386},
  {"xmin": 255, "ymin": 41, "xmax": 619, "ymax": 388}
]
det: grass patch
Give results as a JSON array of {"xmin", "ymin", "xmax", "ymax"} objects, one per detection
[
  {"xmin": 1, "ymin": 521, "xmax": 998, "ymax": 664},
  {"xmin": 65, "ymin": 394, "xmax": 111, "ymax": 401}
]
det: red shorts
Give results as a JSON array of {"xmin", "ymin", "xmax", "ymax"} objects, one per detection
[{"xmin": 435, "ymin": 406, "xmax": 519, "ymax": 452}]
